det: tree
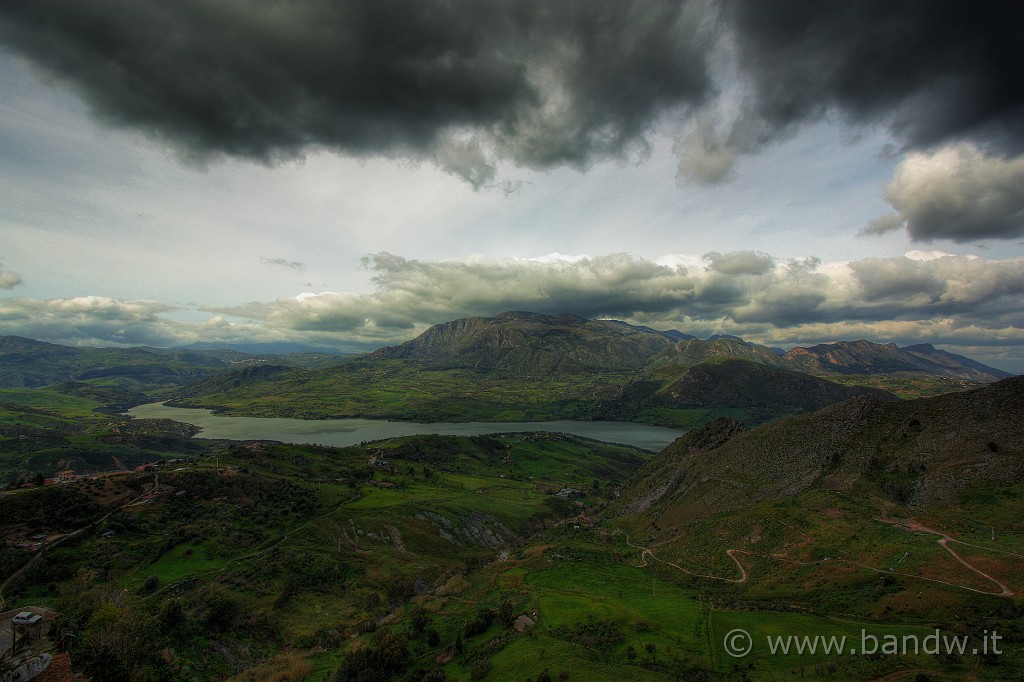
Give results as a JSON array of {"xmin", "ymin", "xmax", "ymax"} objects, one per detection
[
  {"xmin": 625, "ymin": 644, "xmax": 637, "ymax": 661},
  {"xmin": 409, "ymin": 608, "xmax": 429, "ymax": 637},
  {"xmin": 497, "ymin": 598, "xmax": 516, "ymax": 628},
  {"xmin": 376, "ymin": 630, "xmax": 410, "ymax": 673},
  {"xmin": 158, "ymin": 599, "xmax": 184, "ymax": 634},
  {"xmin": 336, "ymin": 628, "xmax": 409, "ymax": 681}
]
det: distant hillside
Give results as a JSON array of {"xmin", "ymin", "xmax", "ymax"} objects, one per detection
[
  {"xmin": 171, "ymin": 364, "xmax": 295, "ymax": 401},
  {"xmin": 168, "ymin": 312, "xmax": 1012, "ymax": 425},
  {"xmin": 783, "ymin": 339, "xmax": 1011, "ymax": 381},
  {"xmin": 612, "ymin": 376, "xmax": 1024, "ymax": 524},
  {"xmin": 370, "ymin": 312, "xmax": 1010, "ymax": 382},
  {"xmin": 370, "ymin": 311, "xmax": 676, "ymax": 375},
  {"xmin": 0, "ymin": 335, "xmax": 260, "ymax": 390},
  {"xmin": 177, "ymin": 340, "xmax": 353, "ymax": 359},
  {"xmin": 657, "ymin": 358, "xmax": 897, "ymax": 411},
  {"xmin": 0, "ymin": 336, "xmax": 355, "ymax": 399}
]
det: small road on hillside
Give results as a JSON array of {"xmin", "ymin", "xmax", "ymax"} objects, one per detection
[
  {"xmin": 628, "ymin": 515, "xmax": 1019, "ymax": 599},
  {"xmin": 875, "ymin": 517, "xmax": 1018, "ymax": 598},
  {"xmin": 627, "ymin": 536, "xmax": 747, "ymax": 583}
]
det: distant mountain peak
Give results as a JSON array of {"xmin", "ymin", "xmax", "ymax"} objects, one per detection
[
  {"xmin": 493, "ymin": 310, "xmax": 588, "ymax": 325},
  {"xmin": 783, "ymin": 338, "xmax": 1008, "ymax": 380},
  {"xmin": 366, "ymin": 313, "xmax": 1011, "ymax": 382}
]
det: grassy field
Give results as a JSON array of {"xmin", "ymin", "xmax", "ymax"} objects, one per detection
[{"xmin": 4, "ymin": 380, "xmax": 1021, "ymax": 681}]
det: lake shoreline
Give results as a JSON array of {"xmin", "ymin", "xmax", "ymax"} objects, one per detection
[{"xmin": 127, "ymin": 402, "xmax": 687, "ymax": 452}]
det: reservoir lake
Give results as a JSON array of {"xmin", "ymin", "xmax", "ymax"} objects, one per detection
[{"xmin": 127, "ymin": 402, "xmax": 686, "ymax": 451}]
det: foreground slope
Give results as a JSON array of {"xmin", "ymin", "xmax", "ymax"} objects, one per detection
[
  {"xmin": 4, "ymin": 376, "xmax": 1022, "ymax": 680},
  {"xmin": 613, "ymin": 376, "xmax": 1024, "ymax": 522}
]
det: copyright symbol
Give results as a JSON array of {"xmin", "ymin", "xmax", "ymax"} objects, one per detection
[{"xmin": 723, "ymin": 628, "xmax": 753, "ymax": 658}]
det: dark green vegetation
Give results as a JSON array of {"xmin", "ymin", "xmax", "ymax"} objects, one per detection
[
  {"xmin": 0, "ymin": 335, "xmax": 347, "ymax": 407},
  {"xmin": 0, "ymin": 378, "xmax": 1018, "ymax": 680},
  {"xmin": 613, "ymin": 376, "xmax": 1024, "ymax": 519},
  {"xmin": 0, "ymin": 387, "xmax": 203, "ymax": 486},
  {"xmin": 1, "ymin": 316, "xmax": 1019, "ymax": 680},
  {"xmin": 0, "ymin": 431, "xmax": 653, "ymax": 680},
  {"xmin": 170, "ymin": 312, "xmax": 1005, "ymax": 427}
]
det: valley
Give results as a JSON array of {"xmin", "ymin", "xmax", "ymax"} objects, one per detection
[{"xmin": 0, "ymin": 315, "xmax": 1020, "ymax": 681}]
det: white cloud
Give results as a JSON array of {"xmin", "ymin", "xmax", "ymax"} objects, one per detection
[
  {"xmin": 205, "ymin": 251, "xmax": 1024, "ymax": 352},
  {"xmin": 0, "ymin": 262, "xmax": 22, "ymax": 289},
  {"xmin": 860, "ymin": 143, "xmax": 1024, "ymax": 242},
  {"xmin": 3, "ymin": 251, "xmax": 1020, "ymax": 370}
]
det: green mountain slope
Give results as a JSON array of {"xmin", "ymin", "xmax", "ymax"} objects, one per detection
[
  {"xmin": 370, "ymin": 311, "xmax": 677, "ymax": 375},
  {"xmin": 169, "ymin": 312, "xmax": 1011, "ymax": 426},
  {"xmin": 783, "ymin": 339, "xmax": 1012, "ymax": 380},
  {"xmin": 3, "ymin": 362, "xmax": 1022, "ymax": 680},
  {"xmin": 612, "ymin": 376, "xmax": 1024, "ymax": 524},
  {"xmin": 0, "ymin": 335, "xmax": 257, "ymax": 390}
]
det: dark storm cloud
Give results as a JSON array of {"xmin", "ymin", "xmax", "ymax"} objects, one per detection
[
  {"xmin": 1, "ymin": 1, "xmax": 1019, "ymax": 186},
  {"xmin": 0, "ymin": 0, "xmax": 714, "ymax": 185},
  {"xmin": 719, "ymin": 0, "xmax": 1024, "ymax": 154}
]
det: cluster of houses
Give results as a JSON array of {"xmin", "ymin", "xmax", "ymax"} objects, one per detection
[
  {"xmin": 366, "ymin": 452, "xmax": 397, "ymax": 474},
  {"xmin": 29, "ymin": 459, "xmax": 185, "ymax": 487}
]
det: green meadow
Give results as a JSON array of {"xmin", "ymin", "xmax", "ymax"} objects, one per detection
[{"xmin": 3, "ymin": 397, "xmax": 1021, "ymax": 680}]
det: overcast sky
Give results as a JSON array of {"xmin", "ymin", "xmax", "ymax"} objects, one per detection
[{"xmin": 0, "ymin": 0, "xmax": 1021, "ymax": 371}]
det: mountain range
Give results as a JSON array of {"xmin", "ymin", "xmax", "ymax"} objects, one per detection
[
  {"xmin": 1, "ymin": 313, "xmax": 1013, "ymax": 428},
  {"xmin": 161, "ymin": 312, "xmax": 1012, "ymax": 427},
  {"xmin": 372, "ymin": 311, "xmax": 1011, "ymax": 381},
  {"xmin": 0, "ymin": 335, "xmax": 344, "ymax": 392}
]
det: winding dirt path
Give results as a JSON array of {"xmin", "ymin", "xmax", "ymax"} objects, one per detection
[
  {"xmin": 876, "ymin": 517, "xmax": 1017, "ymax": 598},
  {"xmin": 627, "ymin": 537, "xmax": 747, "ymax": 583},
  {"xmin": 627, "ymin": 515, "xmax": 1019, "ymax": 599}
]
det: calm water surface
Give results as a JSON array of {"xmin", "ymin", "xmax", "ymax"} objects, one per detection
[{"xmin": 127, "ymin": 402, "xmax": 685, "ymax": 451}]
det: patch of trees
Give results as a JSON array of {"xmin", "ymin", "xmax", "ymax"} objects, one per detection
[
  {"xmin": 463, "ymin": 606, "xmax": 496, "ymax": 638},
  {"xmin": 866, "ymin": 455, "xmax": 924, "ymax": 504},
  {"xmin": 163, "ymin": 471, "xmax": 318, "ymax": 523},
  {"xmin": 0, "ymin": 486, "xmax": 104, "ymax": 532},
  {"xmin": 0, "ymin": 545, "xmax": 30, "ymax": 582},
  {"xmin": 273, "ymin": 552, "xmax": 357, "ymax": 608},
  {"xmin": 550, "ymin": 617, "xmax": 625, "ymax": 648},
  {"xmin": 389, "ymin": 435, "xmax": 463, "ymax": 465},
  {"xmin": 335, "ymin": 628, "xmax": 410, "ymax": 681},
  {"xmin": 52, "ymin": 581, "xmax": 159, "ymax": 682}
]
